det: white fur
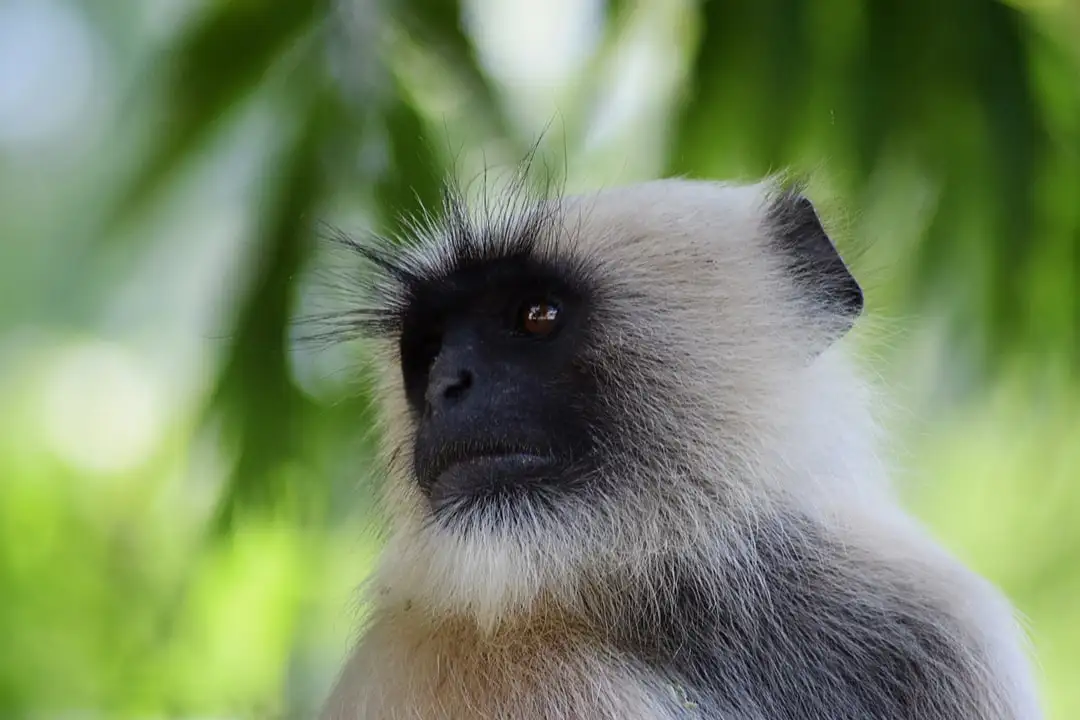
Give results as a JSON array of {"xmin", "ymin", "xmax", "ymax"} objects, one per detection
[{"xmin": 322, "ymin": 178, "xmax": 1042, "ymax": 719}]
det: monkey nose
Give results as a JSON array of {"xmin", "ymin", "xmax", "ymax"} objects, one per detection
[{"xmin": 425, "ymin": 366, "xmax": 474, "ymax": 412}]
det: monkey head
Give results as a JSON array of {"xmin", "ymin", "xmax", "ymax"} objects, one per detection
[{"xmin": 342, "ymin": 177, "xmax": 869, "ymax": 626}]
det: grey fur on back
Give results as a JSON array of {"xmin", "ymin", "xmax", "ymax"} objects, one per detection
[{"xmin": 320, "ymin": 177, "xmax": 1042, "ymax": 719}]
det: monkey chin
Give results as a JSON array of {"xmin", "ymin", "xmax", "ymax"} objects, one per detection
[
  {"xmin": 382, "ymin": 516, "xmax": 587, "ymax": 633},
  {"xmin": 380, "ymin": 464, "xmax": 600, "ymax": 631},
  {"xmin": 424, "ymin": 453, "xmax": 568, "ymax": 527}
]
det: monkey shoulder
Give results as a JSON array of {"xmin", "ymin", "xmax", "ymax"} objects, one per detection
[{"xmin": 608, "ymin": 518, "xmax": 1025, "ymax": 720}]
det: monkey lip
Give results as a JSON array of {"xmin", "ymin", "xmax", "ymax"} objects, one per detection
[{"xmin": 427, "ymin": 448, "xmax": 557, "ymax": 488}]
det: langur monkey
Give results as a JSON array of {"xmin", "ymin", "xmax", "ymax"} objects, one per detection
[{"xmin": 318, "ymin": 175, "xmax": 1041, "ymax": 719}]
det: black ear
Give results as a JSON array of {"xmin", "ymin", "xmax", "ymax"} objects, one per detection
[{"xmin": 766, "ymin": 187, "xmax": 863, "ymax": 341}]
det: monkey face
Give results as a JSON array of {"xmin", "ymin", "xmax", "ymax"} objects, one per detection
[{"xmin": 397, "ymin": 254, "xmax": 607, "ymax": 523}]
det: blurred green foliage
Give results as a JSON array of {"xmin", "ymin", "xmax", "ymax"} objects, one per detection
[{"xmin": 1, "ymin": 0, "xmax": 1079, "ymax": 717}]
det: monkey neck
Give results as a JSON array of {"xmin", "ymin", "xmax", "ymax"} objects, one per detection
[
  {"xmin": 385, "ymin": 508, "xmax": 832, "ymax": 649},
  {"xmin": 384, "ymin": 549, "xmax": 748, "ymax": 651}
]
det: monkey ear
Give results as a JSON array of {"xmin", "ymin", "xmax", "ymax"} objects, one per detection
[{"xmin": 766, "ymin": 187, "xmax": 863, "ymax": 346}]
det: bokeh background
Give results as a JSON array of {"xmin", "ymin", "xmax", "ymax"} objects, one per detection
[{"xmin": 1, "ymin": 0, "xmax": 1079, "ymax": 716}]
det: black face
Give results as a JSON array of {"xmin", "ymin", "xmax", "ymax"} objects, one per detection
[{"xmin": 398, "ymin": 256, "xmax": 601, "ymax": 521}]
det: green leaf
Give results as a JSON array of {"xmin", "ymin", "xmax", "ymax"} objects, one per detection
[
  {"xmin": 106, "ymin": 0, "xmax": 326, "ymax": 233},
  {"xmin": 670, "ymin": 0, "xmax": 812, "ymax": 179},
  {"xmin": 373, "ymin": 80, "xmax": 448, "ymax": 238},
  {"xmin": 208, "ymin": 92, "xmax": 330, "ymax": 532},
  {"xmin": 394, "ymin": 0, "xmax": 519, "ymax": 147}
]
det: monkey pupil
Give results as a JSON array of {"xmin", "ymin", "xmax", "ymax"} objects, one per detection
[{"xmin": 521, "ymin": 301, "xmax": 559, "ymax": 336}]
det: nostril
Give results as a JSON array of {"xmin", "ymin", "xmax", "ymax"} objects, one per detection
[
  {"xmin": 443, "ymin": 369, "xmax": 472, "ymax": 401},
  {"xmin": 427, "ymin": 367, "xmax": 473, "ymax": 410}
]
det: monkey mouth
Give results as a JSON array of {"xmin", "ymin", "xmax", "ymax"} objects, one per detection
[
  {"xmin": 421, "ymin": 442, "xmax": 558, "ymax": 493},
  {"xmin": 434, "ymin": 449, "xmax": 555, "ymax": 481}
]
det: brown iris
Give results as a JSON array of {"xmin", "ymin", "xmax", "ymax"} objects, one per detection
[{"xmin": 519, "ymin": 300, "xmax": 561, "ymax": 337}]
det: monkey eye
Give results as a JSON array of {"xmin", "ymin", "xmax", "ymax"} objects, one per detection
[{"xmin": 515, "ymin": 298, "xmax": 562, "ymax": 338}]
